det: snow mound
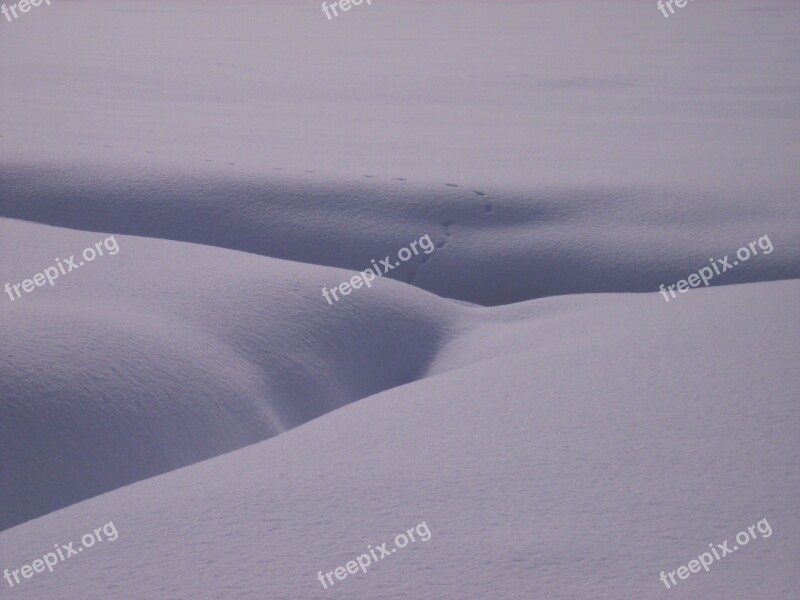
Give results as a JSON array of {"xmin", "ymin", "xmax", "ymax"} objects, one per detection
[
  {"xmin": 1, "ymin": 280, "xmax": 797, "ymax": 599},
  {"xmin": 2, "ymin": 161, "xmax": 799, "ymax": 305},
  {"xmin": 0, "ymin": 218, "xmax": 457, "ymax": 530}
]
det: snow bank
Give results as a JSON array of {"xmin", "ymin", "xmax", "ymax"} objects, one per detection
[
  {"xmin": 2, "ymin": 162, "xmax": 798, "ymax": 306},
  {"xmin": 0, "ymin": 218, "xmax": 457, "ymax": 530},
  {"xmin": 1, "ymin": 280, "xmax": 797, "ymax": 599}
]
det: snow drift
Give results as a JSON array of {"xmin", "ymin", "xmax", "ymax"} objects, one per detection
[
  {"xmin": 1, "ymin": 280, "xmax": 798, "ymax": 599},
  {"xmin": 2, "ymin": 161, "xmax": 798, "ymax": 306},
  {"xmin": 0, "ymin": 217, "xmax": 457, "ymax": 530}
]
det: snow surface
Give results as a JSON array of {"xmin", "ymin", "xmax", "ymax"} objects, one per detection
[
  {"xmin": 3, "ymin": 161, "xmax": 799, "ymax": 306},
  {"xmin": 0, "ymin": 217, "xmax": 458, "ymax": 531},
  {"xmin": 1, "ymin": 281, "xmax": 798, "ymax": 599},
  {"xmin": 1, "ymin": 0, "xmax": 799, "ymax": 598}
]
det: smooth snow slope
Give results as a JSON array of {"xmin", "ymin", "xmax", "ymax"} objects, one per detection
[
  {"xmin": 2, "ymin": 162, "xmax": 799, "ymax": 306},
  {"xmin": 1, "ymin": 280, "xmax": 798, "ymax": 600},
  {"xmin": 0, "ymin": 218, "xmax": 458, "ymax": 530}
]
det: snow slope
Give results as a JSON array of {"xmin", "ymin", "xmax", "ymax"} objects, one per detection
[
  {"xmin": 0, "ymin": 217, "xmax": 459, "ymax": 530},
  {"xmin": 2, "ymin": 161, "xmax": 799, "ymax": 306},
  {"xmin": 1, "ymin": 280, "xmax": 798, "ymax": 599}
]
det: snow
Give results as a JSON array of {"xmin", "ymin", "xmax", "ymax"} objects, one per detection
[
  {"xmin": 3, "ymin": 162, "xmax": 799, "ymax": 306},
  {"xmin": 1, "ymin": 281, "xmax": 798, "ymax": 599},
  {"xmin": 0, "ymin": 218, "xmax": 457, "ymax": 531},
  {"xmin": 1, "ymin": 0, "xmax": 799, "ymax": 598}
]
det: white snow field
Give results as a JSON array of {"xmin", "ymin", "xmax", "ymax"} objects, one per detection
[{"xmin": 1, "ymin": 0, "xmax": 799, "ymax": 598}]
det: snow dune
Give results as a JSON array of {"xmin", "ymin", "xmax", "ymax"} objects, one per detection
[
  {"xmin": 2, "ymin": 155, "xmax": 795, "ymax": 531},
  {"xmin": 1, "ymin": 279, "xmax": 798, "ymax": 599},
  {"xmin": 2, "ymin": 161, "xmax": 798, "ymax": 306},
  {"xmin": 0, "ymin": 217, "xmax": 458, "ymax": 530}
]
